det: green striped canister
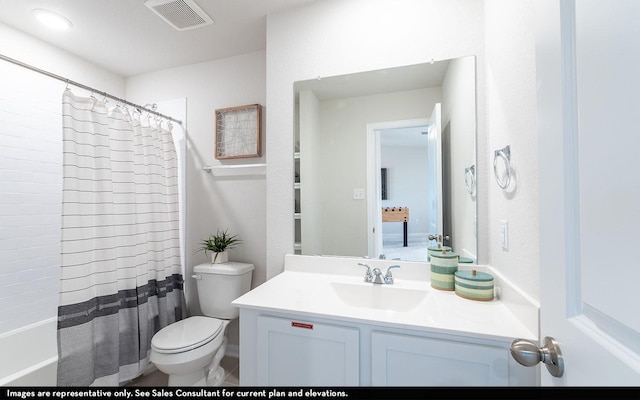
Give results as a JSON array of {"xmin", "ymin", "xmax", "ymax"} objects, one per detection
[
  {"xmin": 427, "ymin": 245, "xmax": 452, "ymax": 261},
  {"xmin": 430, "ymin": 250, "xmax": 459, "ymax": 291},
  {"xmin": 454, "ymin": 270, "xmax": 494, "ymax": 301}
]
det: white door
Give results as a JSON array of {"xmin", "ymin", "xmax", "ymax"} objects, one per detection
[
  {"xmin": 535, "ymin": 0, "xmax": 640, "ymax": 385},
  {"xmin": 425, "ymin": 104, "xmax": 442, "ymax": 240}
]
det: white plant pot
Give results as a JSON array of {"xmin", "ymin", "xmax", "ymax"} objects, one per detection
[{"xmin": 211, "ymin": 251, "xmax": 228, "ymax": 264}]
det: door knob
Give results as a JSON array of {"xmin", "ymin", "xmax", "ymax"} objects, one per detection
[{"xmin": 510, "ymin": 336, "xmax": 564, "ymax": 377}]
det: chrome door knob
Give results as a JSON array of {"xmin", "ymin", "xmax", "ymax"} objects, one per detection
[{"xmin": 510, "ymin": 336, "xmax": 564, "ymax": 377}]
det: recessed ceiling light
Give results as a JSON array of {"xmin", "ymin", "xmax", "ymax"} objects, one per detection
[{"xmin": 32, "ymin": 9, "xmax": 73, "ymax": 30}]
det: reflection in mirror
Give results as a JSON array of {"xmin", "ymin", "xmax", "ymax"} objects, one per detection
[{"xmin": 294, "ymin": 56, "xmax": 477, "ymax": 263}]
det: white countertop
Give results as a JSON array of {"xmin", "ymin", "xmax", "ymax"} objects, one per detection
[{"xmin": 232, "ymin": 255, "xmax": 538, "ymax": 343}]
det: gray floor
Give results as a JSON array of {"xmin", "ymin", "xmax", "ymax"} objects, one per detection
[{"xmin": 126, "ymin": 355, "xmax": 239, "ymax": 387}]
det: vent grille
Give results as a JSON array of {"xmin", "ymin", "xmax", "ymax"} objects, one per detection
[{"xmin": 144, "ymin": 0, "xmax": 213, "ymax": 31}]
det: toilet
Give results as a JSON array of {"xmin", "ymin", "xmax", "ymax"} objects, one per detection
[{"xmin": 150, "ymin": 261, "xmax": 254, "ymax": 386}]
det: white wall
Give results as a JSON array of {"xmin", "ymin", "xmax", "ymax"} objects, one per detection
[
  {"xmin": 0, "ymin": 22, "xmax": 125, "ymax": 385},
  {"xmin": 266, "ymin": 0, "xmax": 487, "ymax": 279},
  {"xmin": 441, "ymin": 56, "xmax": 477, "ymax": 260},
  {"xmin": 484, "ymin": 0, "xmax": 539, "ymax": 299},
  {"xmin": 0, "ymin": 24, "xmax": 125, "ymax": 98}
]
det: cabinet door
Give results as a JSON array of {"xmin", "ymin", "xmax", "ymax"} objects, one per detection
[
  {"xmin": 257, "ymin": 315, "xmax": 359, "ymax": 386},
  {"xmin": 371, "ymin": 331, "xmax": 508, "ymax": 386}
]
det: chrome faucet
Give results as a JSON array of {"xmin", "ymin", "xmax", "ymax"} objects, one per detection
[
  {"xmin": 384, "ymin": 265, "xmax": 400, "ymax": 284},
  {"xmin": 358, "ymin": 263, "xmax": 400, "ymax": 284}
]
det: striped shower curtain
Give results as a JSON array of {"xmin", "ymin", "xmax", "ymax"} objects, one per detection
[{"xmin": 57, "ymin": 90, "xmax": 186, "ymax": 386}]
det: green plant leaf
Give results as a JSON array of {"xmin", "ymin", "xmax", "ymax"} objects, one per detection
[{"xmin": 196, "ymin": 228, "xmax": 242, "ymax": 256}]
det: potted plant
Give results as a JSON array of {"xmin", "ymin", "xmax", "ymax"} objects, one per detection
[{"xmin": 198, "ymin": 229, "xmax": 241, "ymax": 264}]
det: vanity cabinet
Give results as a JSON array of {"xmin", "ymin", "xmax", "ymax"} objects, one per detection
[
  {"xmin": 256, "ymin": 315, "xmax": 359, "ymax": 385},
  {"xmin": 371, "ymin": 331, "xmax": 508, "ymax": 386},
  {"xmin": 238, "ymin": 308, "xmax": 534, "ymax": 386}
]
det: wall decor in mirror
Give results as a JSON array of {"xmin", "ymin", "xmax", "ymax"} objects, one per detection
[{"xmin": 293, "ymin": 56, "xmax": 477, "ymax": 263}]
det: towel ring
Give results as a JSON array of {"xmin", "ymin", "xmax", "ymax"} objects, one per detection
[
  {"xmin": 493, "ymin": 145, "xmax": 511, "ymax": 190},
  {"xmin": 464, "ymin": 165, "xmax": 476, "ymax": 196}
]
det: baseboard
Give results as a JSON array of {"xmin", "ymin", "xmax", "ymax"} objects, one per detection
[{"xmin": 225, "ymin": 343, "xmax": 239, "ymax": 359}]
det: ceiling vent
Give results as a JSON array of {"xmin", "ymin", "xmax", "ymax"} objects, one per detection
[{"xmin": 144, "ymin": 0, "xmax": 213, "ymax": 31}]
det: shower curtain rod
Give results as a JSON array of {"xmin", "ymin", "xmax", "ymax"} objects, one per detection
[{"xmin": 0, "ymin": 53, "xmax": 183, "ymax": 125}]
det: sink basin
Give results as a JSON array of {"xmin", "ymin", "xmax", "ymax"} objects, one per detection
[{"xmin": 329, "ymin": 282, "xmax": 428, "ymax": 312}]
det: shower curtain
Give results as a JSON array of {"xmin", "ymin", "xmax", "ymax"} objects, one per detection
[{"xmin": 57, "ymin": 90, "xmax": 186, "ymax": 386}]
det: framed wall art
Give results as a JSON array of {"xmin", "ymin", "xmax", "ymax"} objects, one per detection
[{"xmin": 215, "ymin": 104, "xmax": 262, "ymax": 159}]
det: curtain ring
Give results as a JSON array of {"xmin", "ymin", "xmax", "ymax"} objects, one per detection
[{"xmin": 493, "ymin": 146, "xmax": 511, "ymax": 190}]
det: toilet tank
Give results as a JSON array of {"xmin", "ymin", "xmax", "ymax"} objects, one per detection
[{"xmin": 193, "ymin": 262, "xmax": 254, "ymax": 319}]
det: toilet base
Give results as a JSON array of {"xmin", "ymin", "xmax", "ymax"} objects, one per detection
[
  {"xmin": 165, "ymin": 350, "xmax": 227, "ymax": 386},
  {"xmin": 206, "ymin": 336, "xmax": 228, "ymax": 386},
  {"xmin": 167, "ymin": 369, "xmax": 207, "ymax": 387},
  {"xmin": 156, "ymin": 326, "xmax": 230, "ymax": 387},
  {"xmin": 207, "ymin": 365, "xmax": 226, "ymax": 386}
]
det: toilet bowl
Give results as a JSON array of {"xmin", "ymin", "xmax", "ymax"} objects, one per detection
[
  {"xmin": 150, "ymin": 316, "xmax": 229, "ymax": 386},
  {"xmin": 149, "ymin": 262, "xmax": 254, "ymax": 386}
]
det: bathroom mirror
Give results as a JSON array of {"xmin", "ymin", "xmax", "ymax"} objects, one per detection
[{"xmin": 294, "ymin": 56, "xmax": 477, "ymax": 263}]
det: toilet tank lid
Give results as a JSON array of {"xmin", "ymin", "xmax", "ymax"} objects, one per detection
[{"xmin": 194, "ymin": 262, "xmax": 255, "ymax": 275}]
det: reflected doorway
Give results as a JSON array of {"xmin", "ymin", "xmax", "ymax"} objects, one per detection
[{"xmin": 367, "ymin": 118, "xmax": 432, "ymax": 262}]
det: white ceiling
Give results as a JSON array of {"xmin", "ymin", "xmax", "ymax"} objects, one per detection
[
  {"xmin": 0, "ymin": 0, "xmax": 316, "ymax": 77},
  {"xmin": 0, "ymin": 0, "xmax": 447, "ymax": 149}
]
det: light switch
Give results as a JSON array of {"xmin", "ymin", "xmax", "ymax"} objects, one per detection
[
  {"xmin": 500, "ymin": 220, "xmax": 508, "ymax": 250},
  {"xmin": 353, "ymin": 188, "xmax": 365, "ymax": 200}
]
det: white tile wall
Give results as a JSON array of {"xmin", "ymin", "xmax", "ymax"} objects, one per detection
[{"xmin": 0, "ymin": 61, "xmax": 63, "ymax": 334}]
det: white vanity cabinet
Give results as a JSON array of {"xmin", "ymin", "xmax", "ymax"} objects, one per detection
[
  {"xmin": 233, "ymin": 255, "xmax": 539, "ymax": 386},
  {"xmin": 255, "ymin": 315, "xmax": 359, "ymax": 386},
  {"xmin": 371, "ymin": 331, "xmax": 508, "ymax": 386},
  {"xmin": 238, "ymin": 308, "xmax": 534, "ymax": 386}
]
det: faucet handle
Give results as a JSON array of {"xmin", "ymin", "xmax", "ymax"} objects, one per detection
[
  {"xmin": 384, "ymin": 265, "xmax": 400, "ymax": 284},
  {"xmin": 357, "ymin": 262, "xmax": 373, "ymax": 283}
]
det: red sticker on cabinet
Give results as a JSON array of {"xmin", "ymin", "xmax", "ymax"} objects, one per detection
[{"xmin": 291, "ymin": 321, "xmax": 313, "ymax": 330}]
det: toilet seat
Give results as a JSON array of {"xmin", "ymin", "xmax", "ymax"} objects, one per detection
[{"xmin": 151, "ymin": 316, "xmax": 224, "ymax": 354}]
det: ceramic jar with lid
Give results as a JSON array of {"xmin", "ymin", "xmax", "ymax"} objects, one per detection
[
  {"xmin": 454, "ymin": 269, "xmax": 494, "ymax": 301},
  {"xmin": 427, "ymin": 244, "xmax": 452, "ymax": 262},
  {"xmin": 430, "ymin": 249, "xmax": 459, "ymax": 290}
]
